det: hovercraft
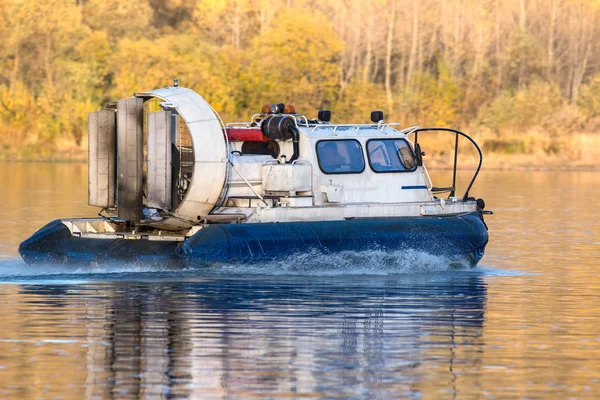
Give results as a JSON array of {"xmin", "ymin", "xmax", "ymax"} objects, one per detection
[{"xmin": 19, "ymin": 85, "xmax": 490, "ymax": 268}]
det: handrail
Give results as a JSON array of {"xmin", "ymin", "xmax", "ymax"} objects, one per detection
[
  {"xmin": 228, "ymin": 119, "xmax": 412, "ymax": 132},
  {"xmin": 228, "ymin": 114, "xmax": 311, "ymax": 128},
  {"xmin": 409, "ymin": 128, "xmax": 483, "ymax": 201},
  {"xmin": 311, "ymin": 122, "xmax": 403, "ymax": 132}
]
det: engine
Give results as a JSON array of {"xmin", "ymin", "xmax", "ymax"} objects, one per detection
[{"xmin": 88, "ymin": 87, "xmax": 228, "ymax": 230}]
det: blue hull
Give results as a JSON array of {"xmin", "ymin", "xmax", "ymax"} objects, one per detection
[
  {"xmin": 19, "ymin": 220, "xmax": 183, "ymax": 266},
  {"xmin": 19, "ymin": 213, "xmax": 488, "ymax": 268},
  {"xmin": 177, "ymin": 212, "xmax": 488, "ymax": 268}
]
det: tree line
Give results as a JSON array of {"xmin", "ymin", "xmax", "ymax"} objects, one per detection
[{"xmin": 1, "ymin": 0, "xmax": 599, "ymax": 160}]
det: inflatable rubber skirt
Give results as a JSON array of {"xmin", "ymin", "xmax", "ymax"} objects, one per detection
[{"xmin": 19, "ymin": 212, "xmax": 488, "ymax": 269}]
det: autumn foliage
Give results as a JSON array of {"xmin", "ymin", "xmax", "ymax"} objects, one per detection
[{"xmin": 1, "ymin": 0, "xmax": 599, "ymax": 165}]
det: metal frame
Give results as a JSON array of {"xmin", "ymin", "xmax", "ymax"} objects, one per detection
[{"xmin": 411, "ymin": 128, "xmax": 483, "ymax": 201}]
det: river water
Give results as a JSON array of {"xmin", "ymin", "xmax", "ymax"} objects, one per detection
[{"xmin": 0, "ymin": 162, "xmax": 599, "ymax": 399}]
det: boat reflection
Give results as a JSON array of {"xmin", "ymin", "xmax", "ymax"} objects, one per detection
[{"xmin": 11, "ymin": 274, "xmax": 487, "ymax": 398}]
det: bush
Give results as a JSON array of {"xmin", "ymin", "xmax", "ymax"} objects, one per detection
[
  {"xmin": 577, "ymin": 75, "xmax": 600, "ymax": 118},
  {"xmin": 480, "ymin": 80, "xmax": 563, "ymax": 133}
]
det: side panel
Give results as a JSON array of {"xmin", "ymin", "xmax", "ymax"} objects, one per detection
[
  {"xmin": 147, "ymin": 111, "xmax": 172, "ymax": 210},
  {"xmin": 177, "ymin": 212, "xmax": 489, "ymax": 268},
  {"xmin": 117, "ymin": 97, "xmax": 144, "ymax": 221},
  {"xmin": 88, "ymin": 110, "xmax": 116, "ymax": 208},
  {"xmin": 261, "ymin": 164, "xmax": 312, "ymax": 193}
]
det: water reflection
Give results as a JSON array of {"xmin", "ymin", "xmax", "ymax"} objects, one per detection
[
  {"xmin": 4, "ymin": 164, "xmax": 600, "ymax": 398},
  {"xmin": 0, "ymin": 162, "xmax": 95, "ymax": 260},
  {"xmin": 0, "ymin": 274, "xmax": 486, "ymax": 399}
]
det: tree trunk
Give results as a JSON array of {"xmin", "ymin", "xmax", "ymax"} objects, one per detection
[
  {"xmin": 517, "ymin": 0, "xmax": 527, "ymax": 89},
  {"xmin": 45, "ymin": 34, "xmax": 53, "ymax": 88},
  {"xmin": 347, "ymin": 0, "xmax": 361, "ymax": 83},
  {"xmin": 407, "ymin": 0, "xmax": 419, "ymax": 89},
  {"xmin": 570, "ymin": 12, "xmax": 594, "ymax": 102},
  {"xmin": 471, "ymin": 7, "xmax": 484, "ymax": 80},
  {"xmin": 385, "ymin": 3, "xmax": 396, "ymax": 115},
  {"xmin": 547, "ymin": 0, "xmax": 559, "ymax": 79},
  {"xmin": 519, "ymin": 0, "xmax": 527, "ymax": 31},
  {"xmin": 371, "ymin": 54, "xmax": 380, "ymax": 82},
  {"xmin": 452, "ymin": 0, "xmax": 462, "ymax": 76},
  {"xmin": 259, "ymin": 2, "xmax": 269, "ymax": 34},
  {"xmin": 363, "ymin": 14, "xmax": 373, "ymax": 82},
  {"xmin": 232, "ymin": 7, "xmax": 241, "ymax": 49},
  {"xmin": 464, "ymin": 4, "xmax": 485, "ymax": 111},
  {"xmin": 495, "ymin": 0, "xmax": 502, "ymax": 92},
  {"xmin": 417, "ymin": 6, "xmax": 423, "ymax": 78},
  {"xmin": 338, "ymin": 2, "xmax": 349, "ymax": 93},
  {"xmin": 10, "ymin": 46, "xmax": 20, "ymax": 95}
]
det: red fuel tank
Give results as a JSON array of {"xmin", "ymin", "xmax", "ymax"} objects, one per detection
[{"xmin": 225, "ymin": 127, "xmax": 269, "ymax": 142}]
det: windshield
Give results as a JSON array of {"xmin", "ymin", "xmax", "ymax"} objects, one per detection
[{"xmin": 367, "ymin": 139, "xmax": 416, "ymax": 172}]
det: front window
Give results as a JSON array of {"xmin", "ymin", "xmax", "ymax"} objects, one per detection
[
  {"xmin": 367, "ymin": 139, "xmax": 417, "ymax": 172},
  {"xmin": 316, "ymin": 140, "xmax": 365, "ymax": 174}
]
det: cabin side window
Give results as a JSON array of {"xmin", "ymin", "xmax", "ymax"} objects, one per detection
[
  {"xmin": 367, "ymin": 139, "xmax": 417, "ymax": 173},
  {"xmin": 316, "ymin": 139, "xmax": 365, "ymax": 174},
  {"xmin": 241, "ymin": 141, "xmax": 280, "ymax": 158}
]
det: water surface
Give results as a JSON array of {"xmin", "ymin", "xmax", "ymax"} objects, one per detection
[{"xmin": 0, "ymin": 163, "xmax": 599, "ymax": 399}]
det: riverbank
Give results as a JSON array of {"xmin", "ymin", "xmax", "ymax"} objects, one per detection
[
  {"xmin": 2, "ymin": 132, "xmax": 599, "ymax": 171},
  {"xmin": 3, "ymin": 155, "xmax": 599, "ymax": 171}
]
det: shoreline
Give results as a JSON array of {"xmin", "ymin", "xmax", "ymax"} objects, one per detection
[
  {"xmin": 1, "ymin": 157, "xmax": 599, "ymax": 172},
  {"xmin": 3, "ymin": 129, "xmax": 599, "ymax": 171}
]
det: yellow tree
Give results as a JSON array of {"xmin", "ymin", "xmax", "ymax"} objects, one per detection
[
  {"xmin": 240, "ymin": 8, "xmax": 343, "ymax": 117},
  {"xmin": 82, "ymin": 0, "xmax": 153, "ymax": 41},
  {"xmin": 110, "ymin": 34, "xmax": 241, "ymax": 118},
  {"xmin": 192, "ymin": 0, "xmax": 293, "ymax": 47},
  {"xmin": 0, "ymin": 0, "xmax": 89, "ymax": 149}
]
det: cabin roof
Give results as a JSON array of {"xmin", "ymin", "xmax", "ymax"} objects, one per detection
[{"xmin": 297, "ymin": 124, "xmax": 415, "ymax": 139}]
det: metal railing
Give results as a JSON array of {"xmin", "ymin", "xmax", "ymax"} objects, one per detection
[
  {"xmin": 310, "ymin": 122, "xmax": 406, "ymax": 134},
  {"xmin": 409, "ymin": 128, "xmax": 483, "ymax": 201}
]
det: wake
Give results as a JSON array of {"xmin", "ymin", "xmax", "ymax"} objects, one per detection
[{"xmin": 0, "ymin": 248, "xmax": 481, "ymax": 281}]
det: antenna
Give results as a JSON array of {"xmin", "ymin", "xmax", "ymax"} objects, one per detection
[{"xmin": 173, "ymin": 78, "xmax": 179, "ymax": 88}]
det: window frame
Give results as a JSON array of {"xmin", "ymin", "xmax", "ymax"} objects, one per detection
[
  {"xmin": 366, "ymin": 138, "xmax": 419, "ymax": 174},
  {"xmin": 315, "ymin": 139, "xmax": 366, "ymax": 175}
]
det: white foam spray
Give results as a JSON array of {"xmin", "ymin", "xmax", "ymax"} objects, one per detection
[{"xmin": 0, "ymin": 248, "xmax": 511, "ymax": 281}]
